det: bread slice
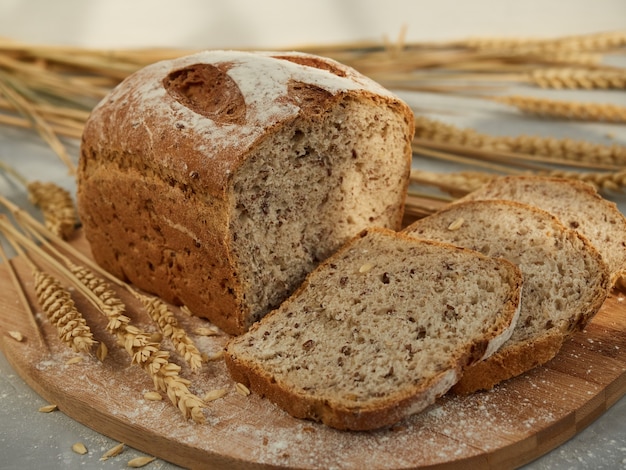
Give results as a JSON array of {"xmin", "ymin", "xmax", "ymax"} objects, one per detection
[
  {"xmin": 404, "ymin": 200, "xmax": 610, "ymax": 394},
  {"xmin": 77, "ymin": 50, "xmax": 414, "ymax": 334},
  {"xmin": 225, "ymin": 227, "xmax": 522, "ymax": 430},
  {"xmin": 458, "ymin": 175, "xmax": 626, "ymax": 285}
]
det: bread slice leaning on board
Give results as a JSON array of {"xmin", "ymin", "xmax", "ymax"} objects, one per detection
[
  {"xmin": 457, "ymin": 175, "xmax": 626, "ymax": 286},
  {"xmin": 225, "ymin": 227, "xmax": 523, "ymax": 431},
  {"xmin": 404, "ymin": 199, "xmax": 611, "ymax": 394}
]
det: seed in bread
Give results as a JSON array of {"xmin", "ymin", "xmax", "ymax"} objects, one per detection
[
  {"xmin": 77, "ymin": 50, "xmax": 414, "ymax": 334},
  {"xmin": 224, "ymin": 228, "xmax": 523, "ymax": 430},
  {"xmin": 404, "ymin": 199, "xmax": 611, "ymax": 394}
]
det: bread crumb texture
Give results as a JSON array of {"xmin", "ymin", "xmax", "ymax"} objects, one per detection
[
  {"xmin": 405, "ymin": 198, "xmax": 610, "ymax": 393},
  {"xmin": 225, "ymin": 228, "xmax": 522, "ymax": 430}
]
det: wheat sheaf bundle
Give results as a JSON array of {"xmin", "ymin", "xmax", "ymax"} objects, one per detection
[
  {"xmin": 0, "ymin": 208, "xmax": 208, "ymax": 424},
  {"xmin": 0, "ymin": 215, "xmax": 96, "ymax": 353},
  {"xmin": 69, "ymin": 263, "xmax": 206, "ymax": 423}
]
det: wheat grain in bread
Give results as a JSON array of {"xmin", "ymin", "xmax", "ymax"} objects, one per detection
[
  {"xmin": 77, "ymin": 50, "xmax": 414, "ymax": 335},
  {"xmin": 458, "ymin": 175, "xmax": 626, "ymax": 285},
  {"xmin": 404, "ymin": 199, "xmax": 610, "ymax": 394},
  {"xmin": 224, "ymin": 227, "xmax": 523, "ymax": 430}
]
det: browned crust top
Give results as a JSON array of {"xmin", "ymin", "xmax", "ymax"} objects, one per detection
[{"xmin": 80, "ymin": 50, "xmax": 413, "ymax": 199}]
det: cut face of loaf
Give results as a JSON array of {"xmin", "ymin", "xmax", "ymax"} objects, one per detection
[
  {"xmin": 225, "ymin": 228, "xmax": 523, "ymax": 431},
  {"xmin": 404, "ymin": 200, "xmax": 610, "ymax": 394},
  {"xmin": 458, "ymin": 175, "xmax": 626, "ymax": 285},
  {"xmin": 77, "ymin": 51, "xmax": 414, "ymax": 334}
]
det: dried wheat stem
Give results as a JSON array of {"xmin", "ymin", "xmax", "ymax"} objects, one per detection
[
  {"xmin": 494, "ymin": 95, "xmax": 626, "ymax": 123},
  {"xmin": 0, "ymin": 215, "xmax": 119, "ymax": 313},
  {"xmin": 529, "ymin": 68, "xmax": 626, "ymax": 90},
  {"xmin": 0, "ymin": 231, "xmax": 46, "ymax": 347},
  {"xmin": 0, "ymin": 96, "xmax": 91, "ymax": 123},
  {"xmin": 403, "ymin": 192, "xmax": 452, "ymax": 220},
  {"xmin": 0, "ymin": 53, "xmax": 111, "ymax": 102},
  {"xmin": 0, "ymin": 218, "xmax": 96, "ymax": 353},
  {"xmin": 0, "ymin": 70, "xmax": 76, "ymax": 174},
  {"xmin": 0, "ymin": 113, "xmax": 83, "ymax": 138},
  {"xmin": 65, "ymin": 262, "xmax": 130, "ymax": 334},
  {"xmin": 27, "ymin": 181, "xmax": 78, "ymax": 239},
  {"xmin": 67, "ymin": 260, "xmax": 205, "ymax": 421},
  {"xmin": 132, "ymin": 292, "xmax": 203, "ymax": 372},
  {"xmin": 0, "ymin": 158, "xmax": 29, "ymax": 186},
  {"xmin": 524, "ymin": 51, "xmax": 603, "ymax": 67},
  {"xmin": 0, "ymin": 195, "xmax": 125, "ymax": 289}
]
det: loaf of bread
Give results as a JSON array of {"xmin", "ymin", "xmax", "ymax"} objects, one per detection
[
  {"xmin": 404, "ymin": 199, "xmax": 610, "ymax": 393},
  {"xmin": 225, "ymin": 227, "xmax": 523, "ymax": 430},
  {"xmin": 77, "ymin": 50, "xmax": 414, "ymax": 334},
  {"xmin": 458, "ymin": 175, "xmax": 626, "ymax": 285}
]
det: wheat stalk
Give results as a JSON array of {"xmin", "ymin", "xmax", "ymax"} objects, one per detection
[
  {"xmin": 544, "ymin": 168, "xmax": 626, "ymax": 192},
  {"xmin": 1, "ymin": 213, "xmax": 207, "ymax": 423},
  {"xmin": 0, "ymin": 217, "xmax": 96, "ymax": 352},
  {"xmin": 414, "ymin": 116, "xmax": 626, "ymax": 166},
  {"xmin": 132, "ymin": 292, "xmax": 203, "ymax": 373},
  {"xmin": 0, "ymin": 69, "xmax": 76, "ymax": 173},
  {"xmin": 494, "ymin": 95, "xmax": 626, "ymax": 123},
  {"xmin": 529, "ymin": 68, "xmax": 626, "ymax": 89},
  {"xmin": 118, "ymin": 324, "xmax": 205, "ymax": 423},
  {"xmin": 65, "ymin": 262, "xmax": 131, "ymax": 334},
  {"xmin": 26, "ymin": 181, "xmax": 78, "ymax": 239},
  {"xmin": 0, "ymin": 162, "xmax": 79, "ymax": 240},
  {"xmin": 460, "ymin": 31, "xmax": 626, "ymax": 53},
  {"xmin": 0, "ymin": 231, "xmax": 46, "ymax": 348},
  {"xmin": 32, "ymin": 268, "xmax": 96, "ymax": 353}
]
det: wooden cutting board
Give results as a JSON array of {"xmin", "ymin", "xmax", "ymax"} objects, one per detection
[{"xmin": 1, "ymin": 232, "xmax": 625, "ymax": 470}]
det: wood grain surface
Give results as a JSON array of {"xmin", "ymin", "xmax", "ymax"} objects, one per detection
[{"xmin": 0, "ymin": 232, "xmax": 625, "ymax": 470}]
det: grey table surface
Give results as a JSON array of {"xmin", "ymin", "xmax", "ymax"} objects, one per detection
[{"xmin": 1, "ymin": 68, "xmax": 626, "ymax": 469}]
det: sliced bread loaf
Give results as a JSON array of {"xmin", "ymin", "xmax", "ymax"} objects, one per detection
[
  {"xmin": 77, "ymin": 51, "xmax": 414, "ymax": 335},
  {"xmin": 458, "ymin": 175, "xmax": 626, "ymax": 285},
  {"xmin": 225, "ymin": 227, "xmax": 522, "ymax": 430},
  {"xmin": 404, "ymin": 199, "xmax": 610, "ymax": 394}
]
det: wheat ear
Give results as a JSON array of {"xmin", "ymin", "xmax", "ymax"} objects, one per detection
[
  {"xmin": 16, "ymin": 223, "xmax": 207, "ymax": 421},
  {"xmin": 132, "ymin": 292, "xmax": 203, "ymax": 373},
  {"xmin": 529, "ymin": 68, "xmax": 626, "ymax": 90},
  {"xmin": 0, "ymin": 220, "xmax": 97, "ymax": 353},
  {"xmin": 27, "ymin": 181, "xmax": 78, "ymax": 239},
  {"xmin": 32, "ymin": 268, "xmax": 96, "ymax": 353},
  {"xmin": 494, "ymin": 95, "xmax": 626, "ymax": 123},
  {"xmin": 414, "ymin": 115, "xmax": 626, "ymax": 166},
  {"xmin": 119, "ymin": 325, "xmax": 205, "ymax": 423}
]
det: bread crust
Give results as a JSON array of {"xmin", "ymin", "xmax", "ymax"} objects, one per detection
[
  {"xmin": 78, "ymin": 51, "xmax": 414, "ymax": 334},
  {"xmin": 452, "ymin": 328, "xmax": 565, "ymax": 394}
]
